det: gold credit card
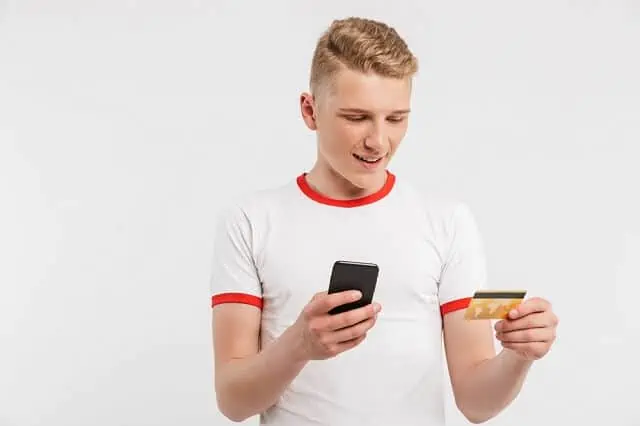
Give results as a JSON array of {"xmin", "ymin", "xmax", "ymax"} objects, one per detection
[{"xmin": 464, "ymin": 290, "xmax": 527, "ymax": 320}]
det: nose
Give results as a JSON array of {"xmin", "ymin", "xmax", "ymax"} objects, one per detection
[{"xmin": 364, "ymin": 127, "xmax": 385, "ymax": 151}]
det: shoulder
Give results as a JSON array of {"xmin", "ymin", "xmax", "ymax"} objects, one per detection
[
  {"xmin": 215, "ymin": 178, "xmax": 299, "ymax": 229},
  {"xmin": 392, "ymin": 175, "xmax": 474, "ymax": 231}
]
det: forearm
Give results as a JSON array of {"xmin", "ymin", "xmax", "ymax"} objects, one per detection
[
  {"xmin": 454, "ymin": 349, "xmax": 533, "ymax": 423},
  {"xmin": 215, "ymin": 325, "xmax": 308, "ymax": 422}
]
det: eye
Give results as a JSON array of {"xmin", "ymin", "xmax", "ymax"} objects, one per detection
[
  {"xmin": 344, "ymin": 115, "xmax": 367, "ymax": 122},
  {"xmin": 387, "ymin": 116, "xmax": 406, "ymax": 123}
]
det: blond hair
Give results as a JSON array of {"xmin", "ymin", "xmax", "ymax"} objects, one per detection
[{"xmin": 309, "ymin": 17, "xmax": 418, "ymax": 96}]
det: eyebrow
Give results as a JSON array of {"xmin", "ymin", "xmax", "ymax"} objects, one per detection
[{"xmin": 338, "ymin": 108, "xmax": 411, "ymax": 114}]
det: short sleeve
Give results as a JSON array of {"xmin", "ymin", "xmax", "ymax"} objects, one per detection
[
  {"xmin": 438, "ymin": 203, "xmax": 487, "ymax": 316},
  {"xmin": 209, "ymin": 204, "xmax": 263, "ymax": 309}
]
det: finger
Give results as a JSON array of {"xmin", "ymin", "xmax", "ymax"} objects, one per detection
[
  {"xmin": 496, "ymin": 312, "xmax": 553, "ymax": 333},
  {"xmin": 326, "ymin": 302, "xmax": 381, "ymax": 331},
  {"xmin": 306, "ymin": 290, "xmax": 362, "ymax": 316},
  {"xmin": 329, "ymin": 315, "xmax": 377, "ymax": 343},
  {"xmin": 496, "ymin": 327, "xmax": 555, "ymax": 343},
  {"xmin": 333, "ymin": 332, "xmax": 367, "ymax": 353},
  {"xmin": 501, "ymin": 341, "xmax": 550, "ymax": 356},
  {"xmin": 507, "ymin": 297, "xmax": 551, "ymax": 320}
]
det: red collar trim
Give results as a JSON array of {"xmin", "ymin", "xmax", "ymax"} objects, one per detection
[{"xmin": 296, "ymin": 171, "xmax": 395, "ymax": 208}]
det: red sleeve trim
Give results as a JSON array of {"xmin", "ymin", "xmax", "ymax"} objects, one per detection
[
  {"xmin": 440, "ymin": 297, "xmax": 471, "ymax": 316},
  {"xmin": 211, "ymin": 292, "xmax": 263, "ymax": 309}
]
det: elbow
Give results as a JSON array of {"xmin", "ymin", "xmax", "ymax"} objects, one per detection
[
  {"xmin": 216, "ymin": 398, "xmax": 252, "ymax": 423},
  {"xmin": 221, "ymin": 412, "xmax": 250, "ymax": 423},
  {"xmin": 455, "ymin": 398, "xmax": 493, "ymax": 424},
  {"xmin": 215, "ymin": 388, "xmax": 253, "ymax": 423},
  {"xmin": 458, "ymin": 407, "xmax": 491, "ymax": 424},
  {"xmin": 463, "ymin": 414, "xmax": 490, "ymax": 425}
]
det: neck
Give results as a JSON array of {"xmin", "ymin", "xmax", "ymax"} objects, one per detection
[{"xmin": 305, "ymin": 160, "xmax": 388, "ymax": 201}]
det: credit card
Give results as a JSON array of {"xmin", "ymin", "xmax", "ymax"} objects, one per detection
[{"xmin": 464, "ymin": 290, "xmax": 527, "ymax": 320}]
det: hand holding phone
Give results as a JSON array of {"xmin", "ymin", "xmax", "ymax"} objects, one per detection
[
  {"xmin": 291, "ymin": 289, "xmax": 381, "ymax": 361},
  {"xmin": 287, "ymin": 260, "xmax": 381, "ymax": 361},
  {"xmin": 327, "ymin": 260, "xmax": 379, "ymax": 315}
]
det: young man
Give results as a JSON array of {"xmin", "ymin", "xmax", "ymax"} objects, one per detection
[{"xmin": 210, "ymin": 17, "xmax": 558, "ymax": 425}]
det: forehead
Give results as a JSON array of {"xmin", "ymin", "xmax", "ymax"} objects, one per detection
[{"xmin": 325, "ymin": 68, "xmax": 412, "ymax": 112}]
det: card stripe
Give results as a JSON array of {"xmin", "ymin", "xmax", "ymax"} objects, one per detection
[{"xmin": 473, "ymin": 291, "xmax": 526, "ymax": 299}]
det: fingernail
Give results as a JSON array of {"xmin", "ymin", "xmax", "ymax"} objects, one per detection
[
  {"xmin": 374, "ymin": 303, "xmax": 381, "ymax": 312},
  {"xmin": 353, "ymin": 291, "xmax": 362, "ymax": 300},
  {"xmin": 509, "ymin": 309, "xmax": 518, "ymax": 318}
]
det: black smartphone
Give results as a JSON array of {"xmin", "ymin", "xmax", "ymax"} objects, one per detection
[{"xmin": 327, "ymin": 260, "xmax": 379, "ymax": 315}]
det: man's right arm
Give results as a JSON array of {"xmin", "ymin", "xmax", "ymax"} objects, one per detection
[
  {"xmin": 212, "ymin": 290, "xmax": 380, "ymax": 422},
  {"xmin": 212, "ymin": 303, "xmax": 309, "ymax": 422}
]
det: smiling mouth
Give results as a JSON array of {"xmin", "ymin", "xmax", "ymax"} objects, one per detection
[{"xmin": 353, "ymin": 153, "xmax": 384, "ymax": 164}]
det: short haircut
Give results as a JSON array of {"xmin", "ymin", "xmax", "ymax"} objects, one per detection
[{"xmin": 309, "ymin": 17, "xmax": 419, "ymax": 96}]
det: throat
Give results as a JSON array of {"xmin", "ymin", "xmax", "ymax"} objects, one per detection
[{"xmin": 304, "ymin": 166, "xmax": 386, "ymax": 201}]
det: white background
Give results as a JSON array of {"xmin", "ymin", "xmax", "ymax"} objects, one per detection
[{"xmin": 1, "ymin": 1, "xmax": 639, "ymax": 425}]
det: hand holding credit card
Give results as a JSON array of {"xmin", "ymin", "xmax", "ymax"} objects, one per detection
[{"xmin": 464, "ymin": 290, "xmax": 527, "ymax": 320}]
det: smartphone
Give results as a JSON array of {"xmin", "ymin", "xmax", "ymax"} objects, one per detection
[{"xmin": 327, "ymin": 260, "xmax": 379, "ymax": 315}]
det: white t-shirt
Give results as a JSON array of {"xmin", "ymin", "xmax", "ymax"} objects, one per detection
[{"xmin": 210, "ymin": 170, "xmax": 487, "ymax": 426}]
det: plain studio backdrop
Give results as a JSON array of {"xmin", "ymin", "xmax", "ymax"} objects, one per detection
[{"xmin": 1, "ymin": 1, "xmax": 639, "ymax": 425}]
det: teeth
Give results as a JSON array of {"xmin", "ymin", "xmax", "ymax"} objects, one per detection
[{"xmin": 354, "ymin": 153, "xmax": 381, "ymax": 163}]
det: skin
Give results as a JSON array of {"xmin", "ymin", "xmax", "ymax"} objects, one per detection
[
  {"xmin": 299, "ymin": 68, "xmax": 412, "ymax": 200},
  {"xmin": 212, "ymin": 66, "xmax": 559, "ymax": 423}
]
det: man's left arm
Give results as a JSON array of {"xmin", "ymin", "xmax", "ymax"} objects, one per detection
[{"xmin": 442, "ymin": 297, "xmax": 559, "ymax": 424}]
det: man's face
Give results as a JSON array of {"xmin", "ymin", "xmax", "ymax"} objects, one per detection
[{"xmin": 301, "ymin": 68, "xmax": 412, "ymax": 190}]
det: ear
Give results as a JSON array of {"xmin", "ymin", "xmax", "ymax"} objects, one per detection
[{"xmin": 300, "ymin": 92, "xmax": 317, "ymax": 131}]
